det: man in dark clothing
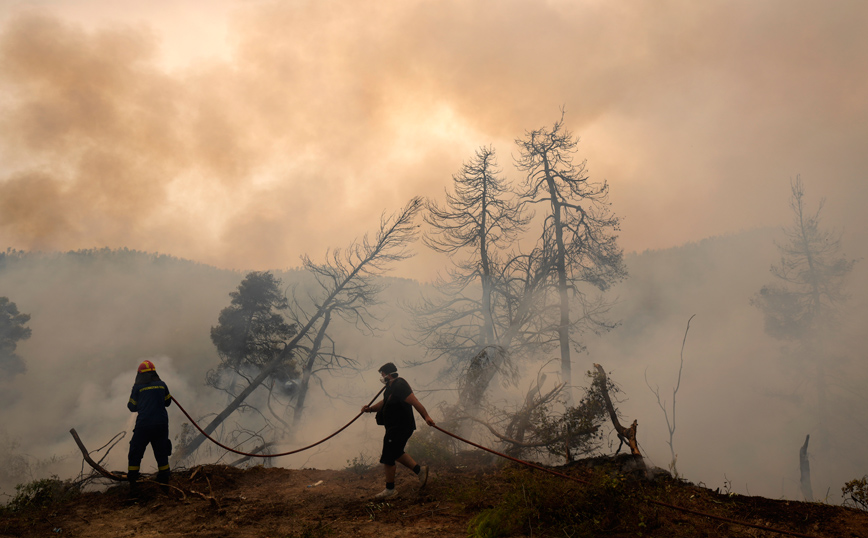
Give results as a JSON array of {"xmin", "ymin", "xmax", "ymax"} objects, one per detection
[
  {"xmin": 362, "ymin": 362, "xmax": 435, "ymax": 498},
  {"xmin": 127, "ymin": 360, "xmax": 172, "ymax": 495}
]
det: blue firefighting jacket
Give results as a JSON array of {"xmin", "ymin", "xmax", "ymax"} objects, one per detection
[{"xmin": 127, "ymin": 372, "xmax": 171, "ymax": 427}]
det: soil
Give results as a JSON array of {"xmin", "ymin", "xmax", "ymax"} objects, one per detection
[{"xmin": 2, "ymin": 454, "xmax": 867, "ymax": 538}]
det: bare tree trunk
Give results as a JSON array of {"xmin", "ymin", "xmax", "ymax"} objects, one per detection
[
  {"xmin": 547, "ymin": 171, "xmax": 574, "ymax": 404},
  {"xmin": 815, "ymin": 360, "xmax": 829, "ymax": 452},
  {"xmin": 292, "ymin": 309, "xmax": 331, "ymax": 427},
  {"xmin": 458, "ymin": 346, "xmax": 506, "ymax": 418},
  {"xmin": 175, "ymin": 290, "xmax": 341, "ymax": 465},
  {"xmin": 593, "ymin": 363, "xmax": 640, "ymax": 456},
  {"xmin": 171, "ymin": 350, "xmax": 293, "ymax": 465},
  {"xmin": 799, "ymin": 434, "xmax": 814, "ymax": 501},
  {"xmin": 478, "ymin": 190, "xmax": 496, "ymax": 347},
  {"xmin": 503, "ymin": 374, "xmax": 551, "ymax": 456},
  {"xmin": 172, "ymin": 198, "xmax": 421, "ymax": 465}
]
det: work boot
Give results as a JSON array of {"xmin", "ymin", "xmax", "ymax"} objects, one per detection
[
  {"xmin": 373, "ymin": 487, "xmax": 397, "ymax": 499},
  {"xmin": 417, "ymin": 465, "xmax": 429, "ymax": 488},
  {"xmin": 157, "ymin": 470, "xmax": 171, "ymax": 495},
  {"xmin": 127, "ymin": 470, "xmax": 140, "ymax": 500}
]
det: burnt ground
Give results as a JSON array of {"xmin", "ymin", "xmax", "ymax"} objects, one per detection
[{"xmin": 2, "ymin": 453, "xmax": 867, "ymax": 538}]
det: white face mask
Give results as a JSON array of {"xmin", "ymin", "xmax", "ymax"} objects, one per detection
[{"xmin": 380, "ymin": 373, "xmax": 393, "ymax": 384}]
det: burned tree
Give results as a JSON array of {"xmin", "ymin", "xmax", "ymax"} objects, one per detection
[
  {"xmin": 172, "ymin": 197, "xmax": 423, "ymax": 464},
  {"xmin": 594, "ymin": 363, "xmax": 640, "ymax": 456},
  {"xmin": 0, "ymin": 296, "xmax": 31, "ymax": 376},
  {"xmin": 286, "ymin": 212, "xmax": 426, "ymax": 427},
  {"xmin": 409, "ymin": 146, "xmax": 530, "ymax": 412},
  {"xmin": 451, "ymin": 239, "xmax": 559, "ymax": 417},
  {"xmin": 750, "ymin": 176, "xmax": 856, "ymax": 446},
  {"xmin": 515, "ymin": 112, "xmax": 626, "ymax": 399},
  {"xmin": 800, "ymin": 434, "xmax": 814, "ymax": 501}
]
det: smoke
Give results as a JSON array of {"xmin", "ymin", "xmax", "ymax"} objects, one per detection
[
  {"xmin": 585, "ymin": 229, "xmax": 868, "ymax": 502},
  {"xmin": 0, "ymin": 0, "xmax": 866, "ymax": 504},
  {"xmin": 0, "ymin": 1, "xmax": 866, "ymax": 280},
  {"xmin": 0, "ymin": 229, "xmax": 864, "ymax": 503}
]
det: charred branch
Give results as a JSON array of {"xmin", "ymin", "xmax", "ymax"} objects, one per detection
[
  {"xmin": 800, "ymin": 434, "xmax": 814, "ymax": 502},
  {"xmin": 593, "ymin": 364, "xmax": 641, "ymax": 456},
  {"xmin": 69, "ymin": 428, "xmax": 126, "ymax": 482}
]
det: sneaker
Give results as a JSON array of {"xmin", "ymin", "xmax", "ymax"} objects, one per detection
[
  {"xmin": 373, "ymin": 487, "xmax": 397, "ymax": 499},
  {"xmin": 417, "ymin": 465, "xmax": 429, "ymax": 488}
]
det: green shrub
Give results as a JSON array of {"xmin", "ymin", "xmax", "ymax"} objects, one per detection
[
  {"xmin": 4, "ymin": 476, "xmax": 75, "ymax": 513},
  {"xmin": 466, "ymin": 467, "xmax": 650, "ymax": 538},
  {"xmin": 344, "ymin": 453, "xmax": 375, "ymax": 476},
  {"xmin": 843, "ymin": 475, "xmax": 868, "ymax": 511},
  {"xmin": 406, "ymin": 427, "xmax": 455, "ymax": 467}
]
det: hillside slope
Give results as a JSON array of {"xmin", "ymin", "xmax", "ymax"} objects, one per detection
[{"xmin": 2, "ymin": 456, "xmax": 867, "ymax": 538}]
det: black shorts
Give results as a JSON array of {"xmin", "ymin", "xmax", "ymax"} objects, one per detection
[{"xmin": 379, "ymin": 428, "xmax": 414, "ymax": 465}]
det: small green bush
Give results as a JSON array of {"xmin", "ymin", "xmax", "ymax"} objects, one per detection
[
  {"xmin": 344, "ymin": 453, "xmax": 375, "ymax": 476},
  {"xmin": 4, "ymin": 475, "xmax": 75, "ymax": 513},
  {"xmin": 406, "ymin": 427, "xmax": 455, "ymax": 467},
  {"xmin": 843, "ymin": 475, "xmax": 868, "ymax": 511},
  {"xmin": 466, "ymin": 467, "xmax": 650, "ymax": 538}
]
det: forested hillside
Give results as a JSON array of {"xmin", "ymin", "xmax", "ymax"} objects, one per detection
[{"xmin": 1, "ymin": 228, "xmax": 866, "ymax": 508}]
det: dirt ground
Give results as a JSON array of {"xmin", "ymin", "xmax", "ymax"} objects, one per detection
[
  {"xmin": 3, "ymin": 464, "xmax": 473, "ymax": 538},
  {"xmin": 3, "ymin": 457, "xmax": 868, "ymax": 538}
]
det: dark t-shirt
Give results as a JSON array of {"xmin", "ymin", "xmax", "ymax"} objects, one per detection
[{"xmin": 381, "ymin": 377, "xmax": 416, "ymax": 431}]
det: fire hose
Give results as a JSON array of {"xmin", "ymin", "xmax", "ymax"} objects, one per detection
[
  {"xmin": 168, "ymin": 386, "xmax": 385, "ymax": 458},
  {"xmin": 67, "ymin": 386, "xmax": 385, "ymax": 481},
  {"xmin": 71, "ymin": 387, "xmax": 823, "ymax": 538}
]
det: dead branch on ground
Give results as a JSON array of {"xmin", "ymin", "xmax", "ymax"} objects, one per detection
[{"xmin": 69, "ymin": 429, "xmax": 126, "ymax": 482}]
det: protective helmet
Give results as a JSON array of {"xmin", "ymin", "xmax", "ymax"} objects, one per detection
[{"xmin": 137, "ymin": 360, "xmax": 156, "ymax": 374}]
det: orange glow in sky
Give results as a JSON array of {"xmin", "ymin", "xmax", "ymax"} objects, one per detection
[{"xmin": 1, "ymin": 0, "xmax": 866, "ymax": 280}]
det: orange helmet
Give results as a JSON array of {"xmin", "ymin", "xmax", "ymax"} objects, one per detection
[{"xmin": 137, "ymin": 360, "xmax": 156, "ymax": 374}]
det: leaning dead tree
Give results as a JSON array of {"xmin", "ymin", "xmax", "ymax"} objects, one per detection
[
  {"xmin": 593, "ymin": 363, "xmax": 640, "ymax": 456},
  {"xmin": 172, "ymin": 198, "xmax": 422, "ymax": 465}
]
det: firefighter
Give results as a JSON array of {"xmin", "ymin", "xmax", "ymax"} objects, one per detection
[{"xmin": 127, "ymin": 360, "xmax": 172, "ymax": 496}]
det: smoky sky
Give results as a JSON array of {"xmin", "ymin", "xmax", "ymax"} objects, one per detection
[{"xmin": 0, "ymin": 0, "xmax": 867, "ymax": 279}]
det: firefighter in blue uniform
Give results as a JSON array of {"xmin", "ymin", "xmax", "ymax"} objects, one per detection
[{"xmin": 127, "ymin": 360, "xmax": 172, "ymax": 495}]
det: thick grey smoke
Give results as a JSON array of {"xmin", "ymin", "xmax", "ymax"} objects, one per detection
[
  {"xmin": 0, "ymin": 0, "xmax": 866, "ymax": 505},
  {"xmin": 0, "ymin": 1, "xmax": 866, "ymax": 279}
]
